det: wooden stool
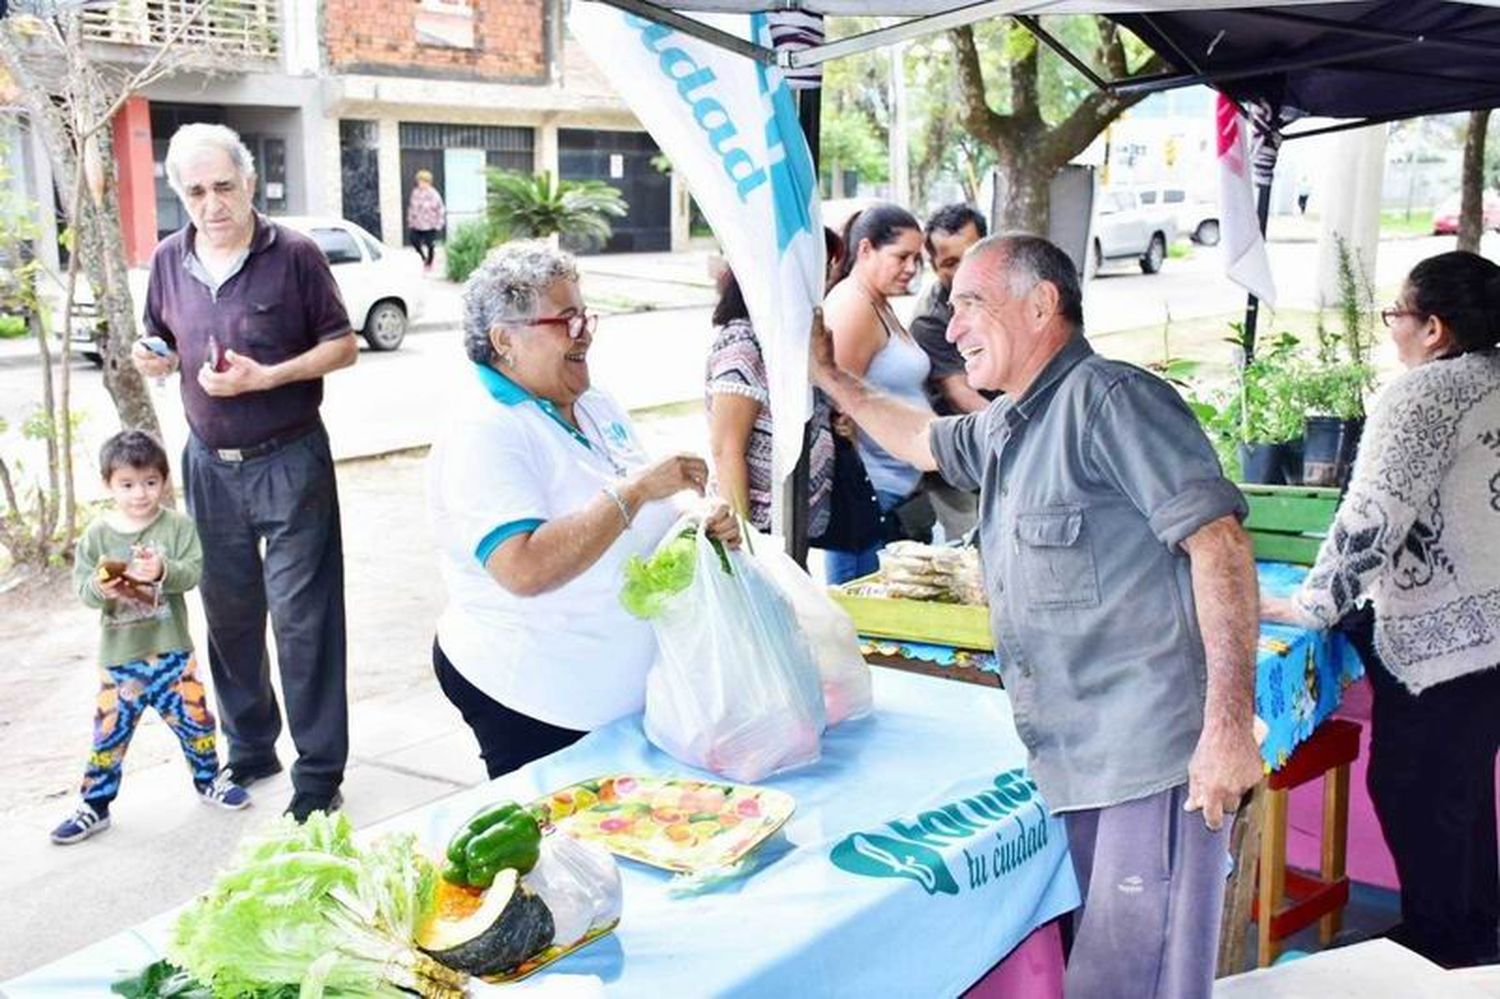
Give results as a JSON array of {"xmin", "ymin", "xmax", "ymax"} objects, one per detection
[{"xmin": 1252, "ymin": 717, "xmax": 1362, "ymax": 966}]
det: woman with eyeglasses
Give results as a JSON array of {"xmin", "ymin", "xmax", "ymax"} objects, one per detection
[
  {"xmin": 1262, "ymin": 250, "xmax": 1500, "ymax": 968},
  {"xmin": 428, "ymin": 240, "xmax": 741, "ymax": 777}
]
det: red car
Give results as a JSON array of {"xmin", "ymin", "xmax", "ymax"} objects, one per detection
[{"xmin": 1431, "ymin": 192, "xmax": 1500, "ymax": 234}]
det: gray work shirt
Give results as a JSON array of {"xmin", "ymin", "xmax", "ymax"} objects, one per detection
[{"xmin": 929, "ymin": 335, "xmax": 1246, "ymax": 812}]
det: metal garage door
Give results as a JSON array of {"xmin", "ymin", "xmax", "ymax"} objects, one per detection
[{"xmin": 558, "ymin": 129, "xmax": 669, "ymax": 254}]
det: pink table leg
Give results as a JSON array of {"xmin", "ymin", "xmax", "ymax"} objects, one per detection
[{"xmin": 964, "ymin": 919, "xmax": 1066, "ymax": 999}]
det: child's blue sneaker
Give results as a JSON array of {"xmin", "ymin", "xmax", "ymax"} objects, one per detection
[
  {"xmin": 198, "ymin": 771, "xmax": 251, "ymax": 810},
  {"xmin": 50, "ymin": 802, "xmax": 110, "ymax": 844}
]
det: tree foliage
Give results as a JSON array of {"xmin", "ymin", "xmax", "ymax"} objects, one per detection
[
  {"xmin": 819, "ymin": 15, "xmax": 1165, "ymax": 225},
  {"xmin": 950, "ymin": 17, "xmax": 1166, "ymax": 231}
]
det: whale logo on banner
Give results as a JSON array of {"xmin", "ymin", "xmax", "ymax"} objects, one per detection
[{"xmin": 570, "ymin": 3, "xmax": 823, "ymax": 530}]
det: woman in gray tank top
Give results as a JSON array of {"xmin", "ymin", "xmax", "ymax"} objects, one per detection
[{"xmin": 822, "ymin": 203, "xmax": 933, "ymax": 584}]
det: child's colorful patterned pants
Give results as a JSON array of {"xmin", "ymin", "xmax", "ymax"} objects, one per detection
[{"xmin": 80, "ymin": 649, "xmax": 220, "ymax": 806}]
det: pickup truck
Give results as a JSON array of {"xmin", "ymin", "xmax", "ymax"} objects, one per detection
[{"xmin": 1090, "ymin": 188, "xmax": 1178, "ymax": 275}]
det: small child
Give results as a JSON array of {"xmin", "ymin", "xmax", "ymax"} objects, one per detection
[{"xmin": 50, "ymin": 430, "xmax": 249, "ymax": 844}]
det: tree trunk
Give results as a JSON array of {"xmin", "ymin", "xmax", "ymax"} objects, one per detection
[
  {"xmin": 993, "ymin": 149, "xmax": 1051, "ymax": 233},
  {"xmin": 1458, "ymin": 108, "xmax": 1491, "ymax": 254},
  {"xmin": 950, "ymin": 22, "xmax": 1165, "ymax": 243}
]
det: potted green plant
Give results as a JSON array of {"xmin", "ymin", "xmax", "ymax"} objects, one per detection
[
  {"xmin": 1188, "ymin": 327, "xmax": 1307, "ymax": 484},
  {"xmin": 1298, "ymin": 236, "xmax": 1379, "ymax": 486},
  {"xmin": 1295, "ymin": 358, "xmax": 1374, "ymax": 486}
]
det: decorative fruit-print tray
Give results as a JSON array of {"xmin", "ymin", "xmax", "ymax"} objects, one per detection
[{"xmin": 531, "ymin": 775, "xmax": 795, "ymax": 874}]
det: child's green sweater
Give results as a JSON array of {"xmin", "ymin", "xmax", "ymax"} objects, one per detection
[{"xmin": 73, "ymin": 508, "xmax": 202, "ymax": 667}]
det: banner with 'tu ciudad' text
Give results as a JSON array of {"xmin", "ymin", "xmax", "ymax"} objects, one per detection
[{"xmin": 569, "ymin": 3, "xmax": 823, "ymax": 530}]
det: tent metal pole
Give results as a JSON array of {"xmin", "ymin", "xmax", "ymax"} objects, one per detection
[
  {"xmin": 1284, "ymin": 99, "xmax": 1500, "ymax": 141},
  {"xmin": 783, "ymin": 0, "xmax": 1030, "ymax": 69},
  {"xmin": 788, "ymin": 85, "xmax": 822, "ymax": 568},
  {"xmin": 1136, "ymin": 12, "xmax": 1205, "ymax": 77},
  {"xmin": 1013, "ymin": 14, "xmax": 1108, "ymax": 93},
  {"xmin": 587, "ymin": 0, "xmax": 776, "ymax": 63}
]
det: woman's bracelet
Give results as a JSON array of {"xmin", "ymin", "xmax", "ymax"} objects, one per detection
[{"xmin": 602, "ymin": 483, "xmax": 633, "ymax": 528}]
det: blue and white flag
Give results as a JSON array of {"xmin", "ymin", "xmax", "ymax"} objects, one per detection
[{"xmin": 570, "ymin": 3, "xmax": 823, "ymax": 530}]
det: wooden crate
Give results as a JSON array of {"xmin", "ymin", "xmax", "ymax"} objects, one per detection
[
  {"xmin": 1242, "ymin": 484, "xmax": 1341, "ymax": 567},
  {"xmin": 829, "ymin": 577, "xmax": 993, "ymax": 651}
]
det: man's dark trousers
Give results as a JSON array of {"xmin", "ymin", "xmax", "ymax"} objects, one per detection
[{"xmin": 183, "ymin": 424, "xmax": 348, "ymax": 798}]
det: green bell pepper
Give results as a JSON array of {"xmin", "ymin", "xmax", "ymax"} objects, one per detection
[{"xmin": 441, "ymin": 800, "xmax": 542, "ymax": 888}]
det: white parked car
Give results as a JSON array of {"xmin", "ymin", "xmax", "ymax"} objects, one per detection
[
  {"xmin": 1135, "ymin": 186, "xmax": 1221, "ymax": 246},
  {"xmin": 278, "ymin": 215, "xmax": 426, "ymax": 352},
  {"xmin": 1091, "ymin": 188, "xmax": 1178, "ymax": 275},
  {"xmin": 67, "ymin": 216, "xmax": 425, "ymax": 362}
]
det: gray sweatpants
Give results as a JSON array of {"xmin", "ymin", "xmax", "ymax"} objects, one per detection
[
  {"xmin": 182, "ymin": 425, "xmax": 348, "ymax": 797},
  {"xmin": 1063, "ymin": 784, "xmax": 1230, "ymax": 999}
]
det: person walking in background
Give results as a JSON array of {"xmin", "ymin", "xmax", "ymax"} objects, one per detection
[
  {"xmin": 1263, "ymin": 250, "xmax": 1500, "ymax": 969},
  {"xmin": 910, "ymin": 203, "xmax": 992, "ymax": 541},
  {"xmin": 821, "ymin": 203, "xmax": 933, "ymax": 583},
  {"xmin": 51, "ymin": 431, "xmax": 249, "ymax": 845},
  {"xmin": 131, "ymin": 123, "xmax": 357, "ymax": 823},
  {"xmin": 407, "ymin": 169, "xmax": 446, "ymax": 272}
]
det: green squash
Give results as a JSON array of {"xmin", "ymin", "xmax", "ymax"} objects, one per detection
[{"xmin": 418, "ymin": 868, "xmax": 556, "ymax": 977}]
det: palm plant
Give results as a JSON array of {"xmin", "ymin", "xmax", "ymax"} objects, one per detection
[{"xmin": 485, "ymin": 170, "xmax": 628, "ymax": 250}]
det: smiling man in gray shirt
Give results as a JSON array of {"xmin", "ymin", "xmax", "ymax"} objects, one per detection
[{"xmin": 812, "ymin": 233, "xmax": 1262, "ymax": 999}]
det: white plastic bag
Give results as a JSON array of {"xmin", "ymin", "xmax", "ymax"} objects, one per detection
[
  {"xmin": 641, "ymin": 516, "xmax": 826, "ymax": 782},
  {"xmin": 746, "ymin": 527, "xmax": 873, "ymax": 726},
  {"xmin": 521, "ymin": 829, "xmax": 623, "ymax": 948}
]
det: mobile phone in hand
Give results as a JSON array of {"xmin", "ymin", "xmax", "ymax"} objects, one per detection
[{"xmin": 139, "ymin": 336, "xmax": 173, "ymax": 358}]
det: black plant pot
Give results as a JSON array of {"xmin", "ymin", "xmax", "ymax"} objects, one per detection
[
  {"xmin": 1239, "ymin": 440, "xmax": 1303, "ymax": 485},
  {"xmin": 1301, "ymin": 417, "xmax": 1364, "ymax": 488}
]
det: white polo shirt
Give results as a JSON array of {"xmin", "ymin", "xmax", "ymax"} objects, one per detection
[{"xmin": 428, "ymin": 364, "xmax": 682, "ymax": 730}]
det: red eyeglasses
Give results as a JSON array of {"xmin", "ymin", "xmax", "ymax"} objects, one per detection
[{"xmin": 531, "ymin": 312, "xmax": 599, "ymax": 339}]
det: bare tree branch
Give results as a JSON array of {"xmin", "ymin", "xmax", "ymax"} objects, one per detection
[
  {"xmin": 950, "ymin": 26, "xmax": 1010, "ymax": 149},
  {"xmin": 91, "ymin": 0, "xmax": 213, "ymax": 136}
]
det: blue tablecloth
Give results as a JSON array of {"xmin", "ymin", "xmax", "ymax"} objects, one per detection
[
  {"xmin": 859, "ymin": 563, "xmax": 1365, "ymax": 773},
  {"xmin": 2, "ymin": 668, "xmax": 1080, "ymax": 998},
  {"xmin": 1256, "ymin": 563, "xmax": 1365, "ymax": 771}
]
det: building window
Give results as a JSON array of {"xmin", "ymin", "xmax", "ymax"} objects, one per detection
[{"xmin": 415, "ymin": 0, "xmax": 475, "ymax": 50}]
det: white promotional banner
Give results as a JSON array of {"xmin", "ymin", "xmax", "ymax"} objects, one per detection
[
  {"xmin": 1215, "ymin": 94, "xmax": 1277, "ymax": 307},
  {"xmin": 570, "ymin": 2, "xmax": 823, "ymax": 532}
]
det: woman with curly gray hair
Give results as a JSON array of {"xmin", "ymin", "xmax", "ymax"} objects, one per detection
[{"xmin": 429, "ymin": 240, "xmax": 741, "ymax": 777}]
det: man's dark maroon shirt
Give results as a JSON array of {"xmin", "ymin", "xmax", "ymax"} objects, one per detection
[{"xmin": 144, "ymin": 215, "xmax": 352, "ymax": 450}]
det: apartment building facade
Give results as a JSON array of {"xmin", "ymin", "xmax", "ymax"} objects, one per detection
[{"xmin": 14, "ymin": 0, "xmax": 677, "ymax": 270}]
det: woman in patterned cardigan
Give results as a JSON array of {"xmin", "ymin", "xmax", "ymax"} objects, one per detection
[{"xmin": 1262, "ymin": 250, "xmax": 1500, "ymax": 968}]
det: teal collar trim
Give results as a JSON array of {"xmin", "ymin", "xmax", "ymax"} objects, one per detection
[{"xmin": 473, "ymin": 363, "xmax": 591, "ymax": 449}]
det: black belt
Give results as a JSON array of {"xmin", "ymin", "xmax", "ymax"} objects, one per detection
[{"xmin": 207, "ymin": 423, "xmax": 319, "ymax": 463}]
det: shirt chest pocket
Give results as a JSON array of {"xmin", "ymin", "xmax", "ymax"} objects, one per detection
[
  {"xmin": 1014, "ymin": 506, "xmax": 1100, "ymax": 610},
  {"xmin": 240, "ymin": 301, "xmax": 288, "ymax": 356}
]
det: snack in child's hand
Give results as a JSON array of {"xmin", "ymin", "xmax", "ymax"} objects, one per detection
[
  {"xmin": 97, "ymin": 558, "xmax": 130, "ymax": 582},
  {"xmin": 97, "ymin": 557, "xmax": 157, "ymax": 604}
]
